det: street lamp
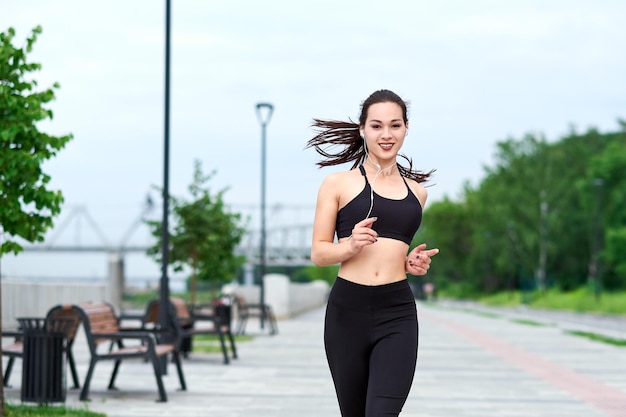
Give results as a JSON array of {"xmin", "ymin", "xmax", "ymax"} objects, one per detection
[
  {"xmin": 256, "ymin": 102, "xmax": 274, "ymax": 330},
  {"xmin": 159, "ymin": 0, "xmax": 173, "ymax": 373},
  {"xmin": 591, "ymin": 178, "xmax": 604, "ymax": 300}
]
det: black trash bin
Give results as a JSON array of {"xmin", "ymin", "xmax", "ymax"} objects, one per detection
[
  {"xmin": 18, "ymin": 317, "xmax": 76, "ymax": 404},
  {"xmin": 180, "ymin": 322, "xmax": 193, "ymax": 357},
  {"xmin": 214, "ymin": 304, "xmax": 232, "ymax": 328}
]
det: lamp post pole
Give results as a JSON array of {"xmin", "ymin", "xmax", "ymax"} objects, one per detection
[
  {"xmin": 256, "ymin": 102, "xmax": 274, "ymax": 330},
  {"xmin": 592, "ymin": 178, "xmax": 604, "ymax": 300},
  {"xmin": 159, "ymin": 0, "xmax": 172, "ymax": 369}
]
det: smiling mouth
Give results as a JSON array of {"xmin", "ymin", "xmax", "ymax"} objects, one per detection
[{"xmin": 380, "ymin": 143, "xmax": 394, "ymax": 150}]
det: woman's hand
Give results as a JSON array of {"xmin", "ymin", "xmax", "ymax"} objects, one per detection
[
  {"xmin": 348, "ymin": 217, "xmax": 378, "ymax": 253},
  {"xmin": 405, "ymin": 243, "xmax": 439, "ymax": 276}
]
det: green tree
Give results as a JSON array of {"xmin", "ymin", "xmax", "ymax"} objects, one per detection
[
  {"xmin": 553, "ymin": 128, "xmax": 614, "ymax": 290},
  {"xmin": 415, "ymin": 195, "xmax": 472, "ymax": 289},
  {"xmin": 146, "ymin": 160, "xmax": 247, "ymax": 304},
  {"xmin": 589, "ymin": 139, "xmax": 626, "ymax": 289},
  {"xmin": 291, "ymin": 264, "xmax": 339, "ymax": 286},
  {"xmin": 424, "ymin": 125, "xmax": 626, "ymax": 296},
  {"xmin": 0, "ymin": 26, "xmax": 72, "ymax": 254},
  {"xmin": 1, "ymin": 26, "xmax": 72, "ymax": 413},
  {"xmin": 479, "ymin": 133, "xmax": 571, "ymax": 290}
]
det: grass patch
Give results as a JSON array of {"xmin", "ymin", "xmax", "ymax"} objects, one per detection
[
  {"xmin": 192, "ymin": 334, "xmax": 254, "ymax": 354},
  {"xmin": 477, "ymin": 288, "xmax": 626, "ymax": 315},
  {"xmin": 466, "ymin": 310, "xmax": 501, "ymax": 319},
  {"xmin": 438, "ymin": 305, "xmax": 503, "ymax": 319},
  {"xmin": 478, "ymin": 291, "xmax": 525, "ymax": 307},
  {"xmin": 530, "ymin": 288, "xmax": 626, "ymax": 314},
  {"xmin": 510, "ymin": 318, "xmax": 550, "ymax": 327},
  {"xmin": 4, "ymin": 403, "xmax": 105, "ymax": 417},
  {"xmin": 566, "ymin": 330, "xmax": 626, "ymax": 347},
  {"xmin": 122, "ymin": 290, "xmax": 220, "ymax": 309}
]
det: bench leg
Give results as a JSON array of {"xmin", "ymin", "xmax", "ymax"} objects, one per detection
[
  {"xmin": 3, "ymin": 357, "xmax": 15, "ymax": 387},
  {"xmin": 266, "ymin": 307, "xmax": 278, "ymax": 335},
  {"xmin": 236, "ymin": 316, "xmax": 248, "ymax": 335},
  {"xmin": 217, "ymin": 330, "xmax": 230, "ymax": 364},
  {"xmin": 227, "ymin": 331, "xmax": 238, "ymax": 359},
  {"xmin": 108, "ymin": 359, "xmax": 122, "ymax": 390},
  {"xmin": 150, "ymin": 353, "xmax": 168, "ymax": 402},
  {"xmin": 67, "ymin": 349, "xmax": 81, "ymax": 389},
  {"xmin": 270, "ymin": 317, "xmax": 278, "ymax": 335},
  {"xmin": 172, "ymin": 351, "xmax": 187, "ymax": 391},
  {"xmin": 80, "ymin": 358, "xmax": 97, "ymax": 401}
]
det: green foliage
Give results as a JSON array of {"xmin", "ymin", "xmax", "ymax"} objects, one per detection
[
  {"xmin": 589, "ymin": 140, "xmax": 626, "ymax": 288},
  {"xmin": 424, "ymin": 124, "xmax": 626, "ymax": 294},
  {"xmin": 510, "ymin": 318, "xmax": 548, "ymax": 327},
  {"xmin": 192, "ymin": 334, "xmax": 253, "ymax": 354},
  {"xmin": 414, "ymin": 197, "xmax": 472, "ymax": 287},
  {"xmin": 0, "ymin": 26, "xmax": 72, "ymax": 255},
  {"xmin": 478, "ymin": 287, "xmax": 626, "ymax": 314},
  {"xmin": 123, "ymin": 289, "xmax": 221, "ymax": 309},
  {"xmin": 291, "ymin": 264, "xmax": 339, "ymax": 286},
  {"xmin": 4, "ymin": 403, "xmax": 105, "ymax": 416},
  {"xmin": 565, "ymin": 330, "xmax": 626, "ymax": 347},
  {"xmin": 146, "ymin": 160, "xmax": 247, "ymax": 296},
  {"xmin": 436, "ymin": 280, "xmax": 481, "ymax": 299},
  {"xmin": 476, "ymin": 290, "xmax": 524, "ymax": 307},
  {"xmin": 605, "ymin": 227, "xmax": 626, "ymax": 280},
  {"xmin": 122, "ymin": 289, "xmax": 161, "ymax": 308}
]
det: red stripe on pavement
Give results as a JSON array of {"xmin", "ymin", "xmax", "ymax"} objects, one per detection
[{"xmin": 422, "ymin": 311, "xmax": 626, "ymax": 417}]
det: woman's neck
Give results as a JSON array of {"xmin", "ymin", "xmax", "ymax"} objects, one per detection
[{"xmin": 365, "ymin": 156, "xmax": 396, "ymax": 176}]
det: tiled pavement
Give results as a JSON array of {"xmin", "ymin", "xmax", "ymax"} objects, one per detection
[{"xmin": 3, "ymin": 301, "xmax": 626, "ymax": 417}]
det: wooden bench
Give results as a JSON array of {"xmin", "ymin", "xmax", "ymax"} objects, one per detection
[
  {"xmin": 48, "ymin": 301, "xmax": 186, "ymax": 402},
  {"xmin": 141, "ymin": 297, "xmax": 236, "ymax": 364},
  {"xmin": 233, "ymin": 294, "xmax": 278, "ymax": 336}
]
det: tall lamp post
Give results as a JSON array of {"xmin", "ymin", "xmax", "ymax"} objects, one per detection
[
  {"xmin": 591, "ymin": 178, "xmax": 604, "ymax": 300},
  {"xmin": 256, "ymin": 102, "xmax": 274, "ymax": 330},
  {"xmin": 159, "ymin": 0, "xmax": 173, "ymax": 368}
]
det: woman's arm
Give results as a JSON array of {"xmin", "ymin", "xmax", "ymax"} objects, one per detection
[
  {"xmin": 405, "ymin": 243, "xmax": 439, "ymax": 275},
  {"xmin": 404, "ymin": 180, "xmax": 439, "ymax": 275}
]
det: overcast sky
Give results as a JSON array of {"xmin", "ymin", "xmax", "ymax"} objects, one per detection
[{"xmin": 2, "ymin": 0, "xmax": 626, "ymax": 281}]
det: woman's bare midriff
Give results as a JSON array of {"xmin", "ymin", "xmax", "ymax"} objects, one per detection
[{"xmin": 337, "ymin": 237, "xmax": 409, "ymax": 286}]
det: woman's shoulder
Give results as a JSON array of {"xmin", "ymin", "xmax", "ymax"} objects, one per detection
[
  {"xmin": 405, "ymin": 177, "xmax": 428, "ymax": 208},
  {"xmin": 320, "ymin": 167, "xmax": 362, "ymax": 188}
]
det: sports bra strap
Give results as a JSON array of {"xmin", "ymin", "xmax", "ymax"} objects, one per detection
[
  {"xmin": 359, "ymin": 164, "xmax": 410, "ymax": 189},
  {"xmin": 358, "ymin": 165, "xmax": 368, "ymax": 182}
]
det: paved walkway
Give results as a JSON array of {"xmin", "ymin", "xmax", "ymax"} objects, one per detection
[
  {"xmin": 437, "ymin": 299, "xmax": 626, "ymax": 340},
  {"xmin": 3, "ymin": 301, "xmax": 626, "ymax": 417}
]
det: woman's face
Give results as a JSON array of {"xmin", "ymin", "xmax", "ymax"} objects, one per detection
[{"xmin": 361, "ymin": 101, "xmax": 408, "ymax": 163}]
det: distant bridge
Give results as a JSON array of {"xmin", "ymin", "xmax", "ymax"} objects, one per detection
[
  {"xmin": 18, "ymin": 204, "xmax": 314, "ymax": 266},
  {"xmin": 22, "ymin": 225, "xmax": 314, "ymax": 266}
]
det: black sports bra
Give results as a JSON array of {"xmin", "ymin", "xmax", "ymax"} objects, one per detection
[{"xmin": 335, "ymin": 165, "xmax": 422, "ymax": 245}]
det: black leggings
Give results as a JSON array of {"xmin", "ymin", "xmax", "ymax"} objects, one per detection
[{"xmin": 324, "ymin": 277, "xmax": 418, "ymax": 417}]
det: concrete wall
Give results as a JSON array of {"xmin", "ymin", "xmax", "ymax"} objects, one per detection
[
  {"xmin": 223, "ymin": 274, "xmax": 330, "ymax": 319},
  {"xmin": 288, "ymin": 279, "xmax": 331, "ymax": 317},
  {"xmin": 1, "ymin": 280, "xmax": 108, "ymax": 329},
  {"xmin": 1, "ymin": 274, "xmax": 330, "ymax": 328}
]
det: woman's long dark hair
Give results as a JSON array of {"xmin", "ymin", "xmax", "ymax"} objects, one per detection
[{"xmin": 305, "ymin": 89, "xmax": 434, "ymax": 183}]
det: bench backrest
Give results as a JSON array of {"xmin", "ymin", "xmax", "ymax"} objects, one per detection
[
  {"xmin": 170, "ymin": 297, "xmax": 192, "ymax": 326},
  {"xmin": 46, "ymin": 302, "xmax": 118, "ymax": 356},
  {"xmin": 54, "ymin": 302, "xmax": 120, "ymax": 349},
  {"xmin": 46, "ymin": 307, "xmax": 82, "ymax": 343},
  {"xmin": 78, "ymin": 302, "xmax": 120, "ymax": 335},
  {"xmin": 142, "ymin": 297, "xmax": 192, "ymax": 328},
  {"xmin": 233, "ymin": 294, "xmax": 250, "ymax": 313}
]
